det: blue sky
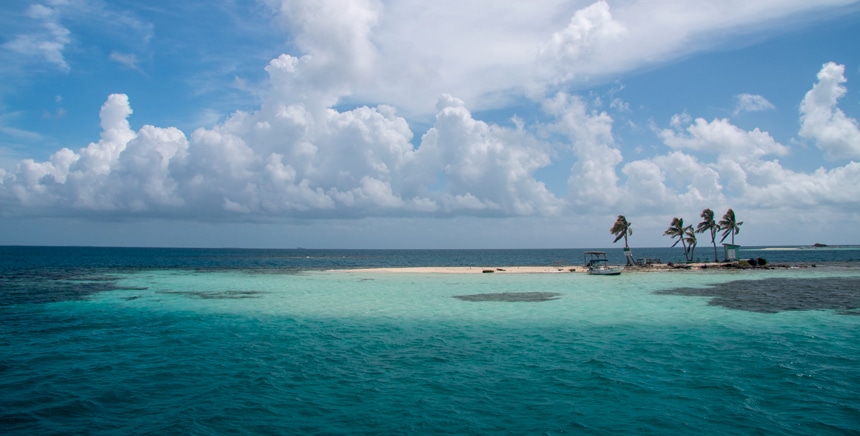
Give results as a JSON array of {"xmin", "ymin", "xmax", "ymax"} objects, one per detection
[{"xmin": 1, "ymin": 0, "xmax": 859, "ymax": 249}]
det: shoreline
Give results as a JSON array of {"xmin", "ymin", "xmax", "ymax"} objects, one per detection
[{"xmin": 331, "ymin": 262, "xmax": 820, "ymax": 274}]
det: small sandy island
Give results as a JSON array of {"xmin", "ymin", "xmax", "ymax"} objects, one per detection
[
  {"xmin": 332, "ymin": 262, "xmax": 807, "ymax": 274},
  {"xmin": 337, "ymin": 266, "xmax": 582, "ymax": 274}
]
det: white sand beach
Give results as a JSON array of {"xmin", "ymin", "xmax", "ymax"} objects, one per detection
[
  {"xmin": 328, "ymin": 257, "xmax": 821, "ymax": 274},
  {"xmin": 337, "ymin": 266, "xmax": 583, "ymax": 274},
  {"xmin": 331, "ymin": 263, "xmax": 749, "ymax": 274}
]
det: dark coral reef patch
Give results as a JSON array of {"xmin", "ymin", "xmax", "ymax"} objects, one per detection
[
  {"xmin": 454, "ymin": 292, "xmax": 562, "ymax": 302},
  {"xmin": 655, "ymin": 277, "xmax": 860, "ymax": 315}
]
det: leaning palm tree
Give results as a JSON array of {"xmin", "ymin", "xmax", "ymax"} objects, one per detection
[
  {"xmin": 718, "ymin": 209, "xmax": 743, "ymax": 245},
  {"xmin": 696, "ymin": 208, "xmax": 721, "ymax": 262},
  {"xmin": 610, "ymin": 215, "xmax": 633, "ymax": 248},
  {"xmin": 610, "ymin": 215, "xmax": 634, "ymax": 266},
  {"xmin": 663, "ymin": 217, "xmax": 688, "ymax": 261},
  {"xmin": 683, "ymin": 225, "xmax": 697, "ymax": 262}
]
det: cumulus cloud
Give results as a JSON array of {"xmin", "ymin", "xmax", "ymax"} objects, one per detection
[
  {"xmin": 661, "ymin": 118, "xmax": 788, "ymax": 160},
  {"xmin": 651, "ymin": 117, "xmax": 796, "ymax": 207},
  {"xmin": 604, "ymin": 62, "xmax": 860, "ymax": 219},
  {"xmin": 0, "ymin": 55, "xmax": 560, "ymax": 219},
  {"xmin": 406, "ymin": 95, "xmax": 559, "ymax": 216},
  {"xmin": 273, "ymin": 0, "xmax": 380, "ymax": 82},
  {"xmin": 626, "ymin": 66, "xmax": 860, "ymax": 215},
  {"xmin": 535, "ymin": 1, "xmax": 627, "ymax": 89},
  {"xmin": 542, "ymin": 92, "xmax": 622, "ymax": 211},
  {"xmin": 3, "ymin": 53, "xmax": 860, "ymax": 225},
  {"xmin": 799, "ymin": 62, "xmax": 860, "ymax": 160},
  {"xmin": 0, "ymin": 94, "xmax": 184, "ymax": 212}
]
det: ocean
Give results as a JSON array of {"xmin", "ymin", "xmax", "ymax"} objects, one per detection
[{"xmin": 1, "ymin": 246, "xmax": 859, "ymax": 434}]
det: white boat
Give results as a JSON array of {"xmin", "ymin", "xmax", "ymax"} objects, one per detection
[{"xmin": 584, "ymin": 251, "xmax": 623, "ymax": 275}]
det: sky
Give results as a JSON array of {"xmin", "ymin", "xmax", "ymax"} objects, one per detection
[{"xmin": 1, "ymin": 0, "xmax": 859, "ymax": 249}]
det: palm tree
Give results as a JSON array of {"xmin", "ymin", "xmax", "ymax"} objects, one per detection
[
  {"xmin": 610, "ymin": 215, "xmax": 632, "ymax": 248},
  {"xmin": 683, "ymin": 225, "xmax": 697, "ymax": 262},
  {"xmin": 696, "ymin": 208, "xmax": 721, "ymax": 262},
  {"xmin": 663, "ymin": 217, "xmax": 688, "ymax": 261},
  {"xmin": 718, "ymin": 209, "xmax": 743, "ymax": 245},
  {"xmin": 610, "ymin": 215, "xmax": 634, "ymax": 266}
]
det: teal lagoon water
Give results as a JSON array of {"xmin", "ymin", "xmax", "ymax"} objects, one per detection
[{"xmin": 1, "ymin": 247, "xmax": 859, "ymax": 434}]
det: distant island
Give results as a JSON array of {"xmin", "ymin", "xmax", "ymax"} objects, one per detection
[{"xmin": 813, "ymin": 243, "xmax": 828, "ymax": 248}]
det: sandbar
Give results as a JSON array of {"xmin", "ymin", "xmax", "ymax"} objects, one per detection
[
  {"xmin": 336, "ymin": 266, "xmax": 582, "ymax": 274},
  {"xmin": 331, "ymin": 262, "xmax": 808, "ymax": 274}
]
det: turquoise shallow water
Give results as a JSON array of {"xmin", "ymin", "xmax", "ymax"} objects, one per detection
[{"xmin": 2, "ymin": 248, "xmax": 860, "ymax": 434}]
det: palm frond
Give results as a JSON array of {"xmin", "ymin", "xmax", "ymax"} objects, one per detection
[
  {"xmin": 717, "ymin": 209, "xmax": 742, "ymax": 244},
  {"xmin": 696, "ymin": 208, "xmax": 716, "ymax": 234}
]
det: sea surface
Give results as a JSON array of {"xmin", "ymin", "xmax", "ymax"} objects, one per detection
[{"xmin": 2, "ymin": 246, "xmax": 859, "ymax": 434}]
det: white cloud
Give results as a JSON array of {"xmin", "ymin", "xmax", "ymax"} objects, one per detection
[
  {"xmin": 2, "ymin": 3, "xmax": 71, "ymax": 71},
  {"xmin": 542, "ymin": 92, "xmax": 622, "ymax": 211},
  {"xmin": 534, "ymin": 1, "xmax": 628, "ymax": 90},
  {"xmin": 110, "ymin": 51, "xmax": 142, "ymax": 72},
  {"xmin": 549, "ymin": 0, "xmax": 859, "ymax": 107},
  {"xmin": 4, "ymin": 54, "xmax": 860, "ymax": 227},
  {"xmin": 799, "ymin": 62, "xmax": 860, "ymax": 160},
  {"xmin": 734, "ymin": 160, "xmax": 860, "ymax": 210},
  {"xmin": 272, "ymin": 0, "xmax": 380, "ymax": 85},
  {"xmin": 651, "ymin": 151, "xmax": 724, "ymax": 205},
  {"xmin": 648, "ymin": 118, "xmax": 792, "ymax": 207},
  {"xmin": 0, "ymin": 44, "xmax": 560, "ymax": 220},
  {"xmin": 255, "ymin": 0, "xmax": 857, "ymax": 117},
  {"xmin": 733, "ymin": 94, "xmax": 775, "ymax": 116},
  {"xmin": 629, "ymin": 70, "xmax": 860, "ymax": 216},
  {"xmin": 661, "ymin": 117, "xmax": 788, "ymax": 161},
  {"xmin": 408, "ymin": 95, "xmax": 560, "ymax": 216},
  {"xmin": 0, "ymin": 62, "xmax": 562, "ymax": 220}
]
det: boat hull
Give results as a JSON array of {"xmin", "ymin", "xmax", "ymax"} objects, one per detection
[
  {"xmin": 587, "ymin": 266, "xmax": 623, "ymax": 275},
  {"xmin": 583, "ymin": 251, "xmax": 623, "ymax": 275}
]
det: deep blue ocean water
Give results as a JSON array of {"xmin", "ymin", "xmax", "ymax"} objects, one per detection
[{"xmin": 2, "ymin": 246, "xmax": 859, "ymax": 434}]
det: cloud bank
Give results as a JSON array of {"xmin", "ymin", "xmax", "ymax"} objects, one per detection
[{"xmin": 1, "ymin": 59, "xmax": 858, "ymax": 223}]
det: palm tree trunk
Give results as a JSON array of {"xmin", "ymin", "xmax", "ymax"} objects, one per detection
[
  {"xmin": 711, "ymin": 229, "xmax": 718, "ymax": 262},
  {"xmin": 680, "ymin": 238, "xmax": 687, "ymax": 262}
]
